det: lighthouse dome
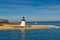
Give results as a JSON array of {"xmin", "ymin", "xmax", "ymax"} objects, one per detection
[{"xmin": 22, "ymin": 17, "xmax": 25, "ymax": 21}]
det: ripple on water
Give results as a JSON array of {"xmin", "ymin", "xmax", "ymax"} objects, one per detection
[
  {"xmin": 25, "ymin": 28, "xmax": 60, "ymax": 40},
  {"xmin": 0, "ymin": 28, "xmax": 60, "ymax": 40}
]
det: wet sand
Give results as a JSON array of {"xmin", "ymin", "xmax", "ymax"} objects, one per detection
[{"xmin": 0, "ymin": 24, "xmax": 55, "ymax": 30}]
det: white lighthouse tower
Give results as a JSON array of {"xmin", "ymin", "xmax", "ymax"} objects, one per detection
[{"xmin": 20, "ymin": 17, "xmax": 26, "ymax": 27}]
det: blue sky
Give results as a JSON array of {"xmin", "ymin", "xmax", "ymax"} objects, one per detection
[{"xmin": 0, "ymin": 0, "xmax": 60, "ymax": 22}]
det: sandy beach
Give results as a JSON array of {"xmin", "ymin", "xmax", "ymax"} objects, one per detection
[{"xmin": 0, "ymin": 24, "xmax": 56, "ymax": 30}]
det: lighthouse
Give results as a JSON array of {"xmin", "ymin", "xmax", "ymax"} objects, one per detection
[{"xmin": 20, "ymin": 17, "xmax": 26, "ymax": 27}]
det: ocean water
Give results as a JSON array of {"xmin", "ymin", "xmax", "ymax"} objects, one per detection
[
  {"xmin": 26, "ymin": 21, "xmax": 60, "ymax": 26},
  {"xmin": 0, "ymin": 21, "xmax": 60, "ymax": 40},
  {"xmin": 0, "ymin": 30, "xmax": 21, "ymax": 40},
  {"xmin": 0, "ymin": 29, "xmax": 60, "ymax": 40},
  {"xmin": 25, "ymin": 29, "xmax": 60, "ymax": 40}
]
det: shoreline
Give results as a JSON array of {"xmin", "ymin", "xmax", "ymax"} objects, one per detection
[{"xmin": 0, "ymin": 24, "xmax": 57, "ymax": 30}]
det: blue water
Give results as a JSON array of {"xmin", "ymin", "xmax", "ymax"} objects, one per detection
[
  {"xmin": 0, "ymin": 29, "xmax": 60, "ymax": 40},
  {"xmin": 26, "ymin": 21, "xmax": 60, "ymax": 26},
  {"xmin": 0, "ymin": 21, "xmax": 60, "ymax": 40},
  {"xmin": 26, "ymin": 29, "xmax": 60, "ymax": 40},
  {"xmin": 0, "ymin": 30, "xmax": 21, "ymax": 40}
]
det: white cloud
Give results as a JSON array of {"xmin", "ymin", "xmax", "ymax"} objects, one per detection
[{"xmin": 33, "ymin": 5, "xmax": 60, "ymax": 14}]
